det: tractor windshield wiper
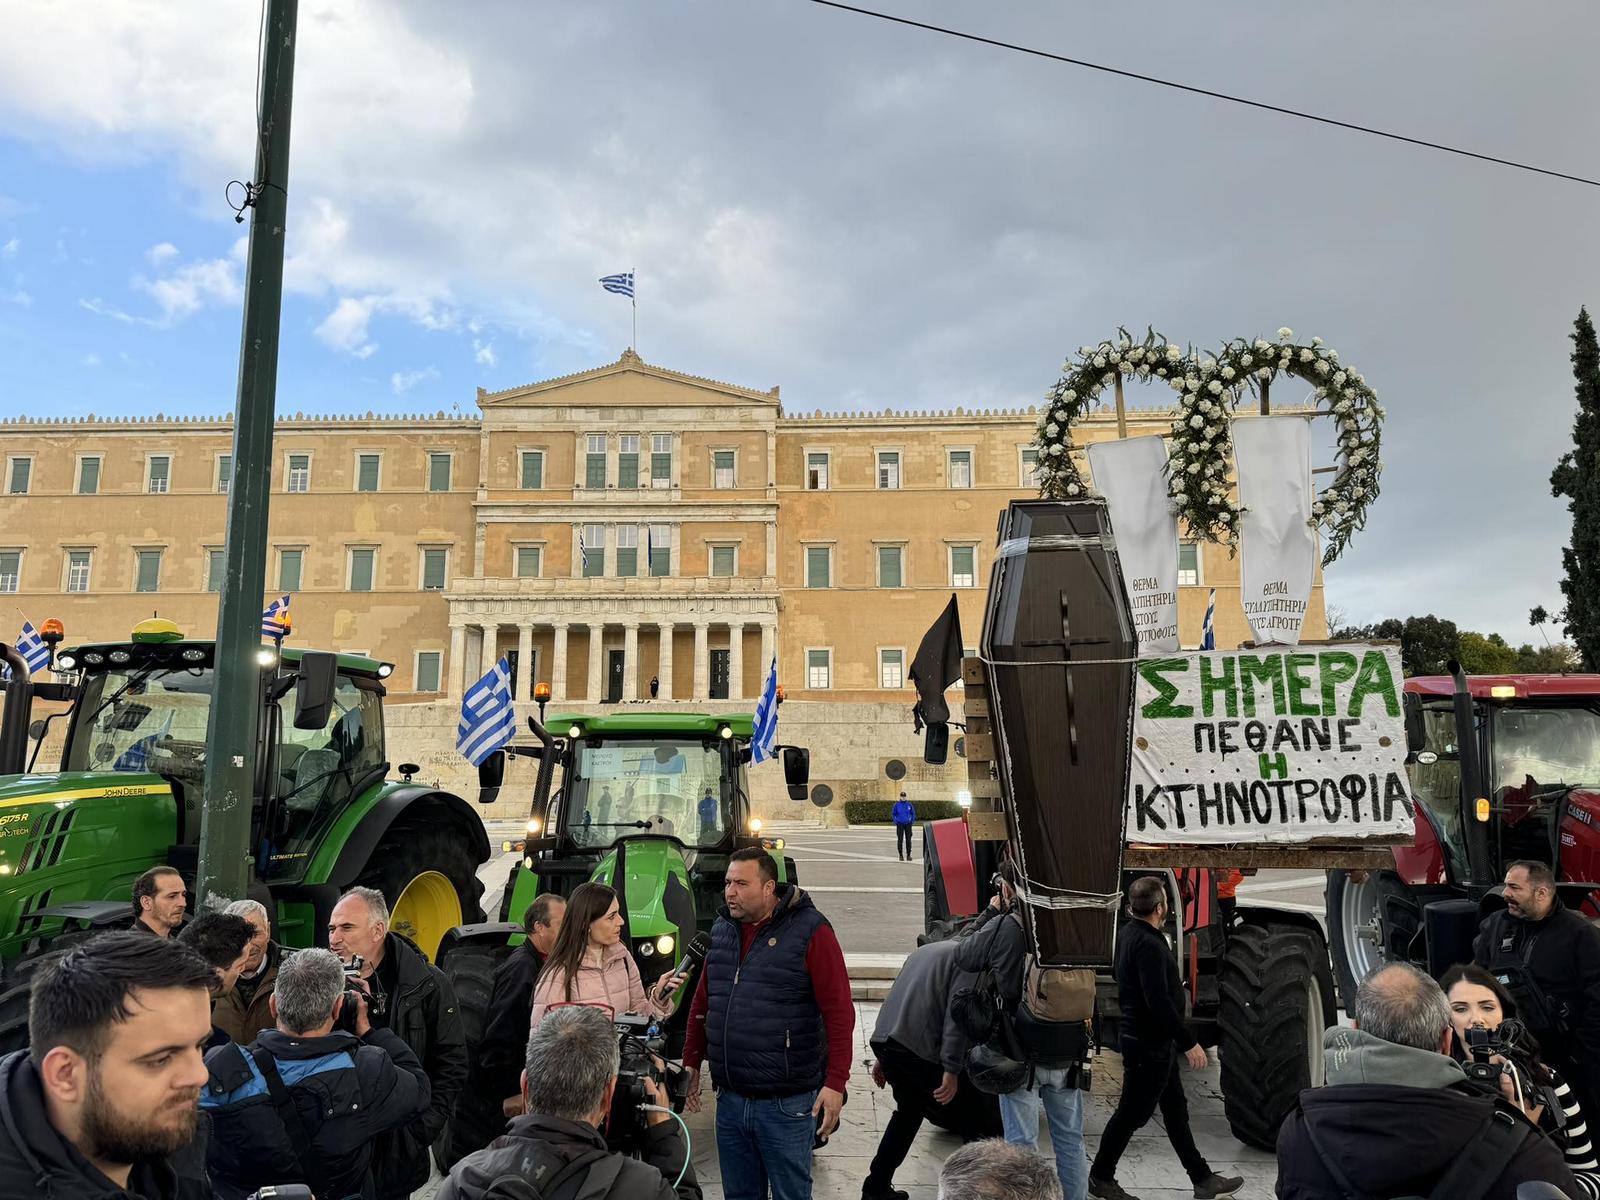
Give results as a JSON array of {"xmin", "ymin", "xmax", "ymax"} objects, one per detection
[{"xmin": 76, "ymin": 666, "xmax": 162, "ymax": 742}]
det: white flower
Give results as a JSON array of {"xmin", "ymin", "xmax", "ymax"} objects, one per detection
[
  {"xmin": 1258, "ymin": 368, "xmax": 1273, "ymax": 380},
  {"xmin": 1129, "ymin": 347, "xmax": 1143, "ymax": 361},
  {"xmin": 1103, "ymin": 374, "xmax": 1115, "ymax": 385},
  {"xmin": 1207, "ymin": 380, "xmax": 1223, "ymax": 394},
  {"xmin": 1188, "ymin": 462, "xmax": 1201, "ymax": 474},
  {"xmin": 1255, "ymin": 339, "xmax": 1270, "ymax": 351},
  {"xmin": 1080, "ymin": 346, "xmax": 1094, "ymax": 357},
  {"xmin": 1333, "ymin": 371, "xmax": 1346, "ymax": 386},
  {"xmin": 1299, "ymin": 349, "xmax": 1314, "ymax": 362},
  {"xmin": 1353, "ymin": 486, "xmax": 1366, "ymax": 498},
  {"xmin": 1138, "ymin": 365, "xmax": 1150, "ymax": 377},
  {"xmin": 1046, "ymin": 423, "xmax": 1059, "ymax": 437},
  {"xmin": 1278, "ymin": 327, "xmax": 1294, "ymax": 341},
  {"xmin": 1315, "ymin": 360, "xmax": 1331, "ymax": 376},
  {"xmin": 1093, "ymin": 355, "xmax": 1106, "ymax": 368},
  {"xmin": 1312, "ymin": 336, "xmax": 1323, "ymax": 346},
  {"xmin": 1328, "ymin": 349, "xmax": 1338, "ymax": 360},
  {"xmin": 1048, "ymin": 444, "xmax": 1063, "ymax": 457},
  {"xmin": 1375, "ymin": 406, "xmax": 1386, "ymax": 418},
  {"xmin": 1241, "ymin": 354, "xmax": 1253, "ymax": 367},
  {"xmin": 1064, "ymin": 390, "xmax": 1077, "ymax": 402},
  {"xmin": 1185, "ymin": 376, "xmax": 1200, "ymax": 390},
  {"xmin": 1218, "ymin": 511, "xmax": 1232, "ymax": 523},
  {"xmin": 1119, "ymin": 337, "xmax": 1132, "ymax": 350},
  {"xmin": 1222, "ymin": 366, "xmax": 1236, "ymax": 380},
  {"xmin": 1156, "ymin": 367, "xmax": 1168, "ymax": 377},
  {"xmin": 1190, "ymin": 414, "xmax": 1205, "ymax": 429},
  {"xmin": 1201, "ymin": 358, "xmax": 1217, "ymax": 372},
  {"xmin": 1344, "ymin": 388, "xmax": 1356, "ymax": 399},
  {"xmin": 1067, "ymin": 483, "xmax": 1080, "ymax": 495},
  {"xmin": 1166, "ymin": 344, "xmax": 1182, "ymax": 360},
  {"xmin": 1205, "ymin": 425, "xmax": 1219, "ymax": 438},
  {"xmin": 1312, "ymin": 501, "xmax": 1325, "ymax": 516}
]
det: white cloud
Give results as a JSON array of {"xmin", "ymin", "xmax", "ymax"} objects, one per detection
[
  {"xmin": 80, "ymin": 297, "xmax": 139, "ymax": 323},
  {"xmin": 474, "ymin": 339, "xmax": 497, "ymax": 367},
  {"xmin": 3, "ymin": 287, "xmax": 30, "ymax": 307},
  {"xmin": 145, "ymin": 241, "xmax": 178, "ymax": 265},
  {"xmin": 391, "ymin": 366, "xmax": 440, "ymax": 394},
  {"xmin": 133, "ymin": 256, "xmax": 241, "ymax": 323},
  {"xmin": 82, "ymin": 352, "xmax": 101, "ymax": 367},
  {"xmin": 315, "ymin": 296, "xmax": 380, "ymax": 358},
  {"xmin": 0, "ymin": 238, "xmax": 18, "ymax": 258}
]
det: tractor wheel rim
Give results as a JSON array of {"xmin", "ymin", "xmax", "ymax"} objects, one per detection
[
  {"xmin": 1341, "ymin": 874, "xmax": 1386, "ymax": 983},
  {"xmin": 391, "ymin": 870, "xmax": 462, "ymax": 962},
  {"xmin": 1306, "ymin": 975, "xmax": 1326, "ymax": 1087}
]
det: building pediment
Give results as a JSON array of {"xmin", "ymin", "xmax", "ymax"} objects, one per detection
[{"xmin": 478, "ymin": 349, "xmax": 781, "ymax": 413}]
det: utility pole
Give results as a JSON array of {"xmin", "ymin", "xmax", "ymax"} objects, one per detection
[{"xmin": 197, "ymin": 0, "xmax": 298, "ymax": 907}]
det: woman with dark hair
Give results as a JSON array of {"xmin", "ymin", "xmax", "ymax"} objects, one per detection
[
  {"xmin": 1440, "ymin": 961, "xmax": 1599, "ymax": 1197},
  {"xmin": 529, "ymin": 882, "xmax": 684, "ymax": 1028}
]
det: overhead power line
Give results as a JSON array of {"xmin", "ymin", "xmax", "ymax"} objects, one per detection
[{"xmin": 806, "ymin": 0, "xmax": 1600, "ymax": 190}]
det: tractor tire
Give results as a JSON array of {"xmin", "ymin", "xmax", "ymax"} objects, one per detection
[
  {"xmin": 433, "ymin": 938, "xmax": 510, "ymax": 1174},
  {"xmin": 0, "ymin": 984, "xmax": 30, "ymax": 1056},
  {"xmin": 1216, "ymin": 921, "xmax": 1335, "ymax": 1150},
  {"xmin": 357, "ymin": 822, "xmax": 486, "ymax": 963}
]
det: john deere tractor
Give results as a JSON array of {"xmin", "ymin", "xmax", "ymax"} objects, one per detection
[
  {"xmin": 0, "ymin": 619, "xmax": 489, "ymax": 1044},
  {"xmin": 439, "ymin": 710, "xmax": 812, "ymax": 1053}
]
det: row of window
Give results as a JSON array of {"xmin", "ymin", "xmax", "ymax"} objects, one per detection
[
  {"xmin": 804, "ymin": 447, "xmax": 1041, "ymax": 491},
  {"xmin": 0, "ymin": 545, "xmax": 449, "ymax": 596},
  {"xmin": 2, "ymin": 451, "xmax": 456, "ymax": 497}
]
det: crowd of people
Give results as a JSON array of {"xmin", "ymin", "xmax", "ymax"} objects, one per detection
[{"xmin": 0, "ymin": 853, "xmax": 1595, "ymax": 1200}]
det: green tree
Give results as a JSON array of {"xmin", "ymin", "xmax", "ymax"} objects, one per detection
[
  {"xmin": 1551, "ymin": 307, "xmax": 1600, "ymax": 669},
  {"xmin": 1457, "ymin": 631, "xmax": 1518, "ymax": 674},
  {"xmin": 1512, "ymin": 642, "xmax": 1581, "ymax": 672},
  {"xmin": 1329, "ymin": 615, "xmax": 1455, "ymax": 675}
]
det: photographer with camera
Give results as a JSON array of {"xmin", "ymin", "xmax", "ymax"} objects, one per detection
[
  {"xmin": 328, "ymin": 885, "xmax": 467, "ymax": 1200},
  {"xmin": 1441, "ymin": 963, "xmax": 1600, "ymax": 1197},
  {"xmin": 1474, "ymin": 861, "xmax": 1600, "ymax": 1128},
  {"xmin": 200, "ymin": 947, "xmax": 432, "ymax": 1200},
  {"xmin": 1277, "ymin": 962, "xmax": 1579, "ymax": 1199},
  {"xmin": 439, "ymin": 1004, "xmax": 701, "ymax": 1200}
]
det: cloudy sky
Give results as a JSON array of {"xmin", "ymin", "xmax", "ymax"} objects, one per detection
[{"xmin": 0, "ymin": 1, "xmax": 1596, "ymax": 639}]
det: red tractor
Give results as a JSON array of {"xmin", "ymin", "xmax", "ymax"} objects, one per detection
[{"xmin": 1327, "ymin": 665, "xmax": 1600, "ymax": 1003}]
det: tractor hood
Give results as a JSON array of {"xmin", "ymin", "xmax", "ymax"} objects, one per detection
[
  {"xmin": 595, "ymin": 836, "xmax": 699, "ymax": 953},
  {"xmin": 0, "ymin": 772, "xmax": 174, "ymax": 877}
]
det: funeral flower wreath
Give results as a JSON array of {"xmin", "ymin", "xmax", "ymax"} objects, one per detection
[{"xmin": 1035, "ymin": 326, "xmax": 1383, "ymax": 567}]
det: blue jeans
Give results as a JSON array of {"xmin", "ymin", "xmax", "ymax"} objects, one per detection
[
  {"xmin": 716, "ymin": 1088, "xmax": 819, "ymax": 1200},
  {"xmin": 1000, "ymin": 1068, "xmax": 1088, "ymax": 1200}
]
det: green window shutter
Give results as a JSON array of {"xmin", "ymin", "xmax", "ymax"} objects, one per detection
[
  {"xmin": 422, "ymin": 550, "xmax": 447, "ymax": 590},
  {"xmin": 350, "ymin": 550, "xmax": 375, "ymax": 592},
  {"xmin": 616, "ymin": 547, "xmax": 638, "ymax": 577},
  {"xmin": 357, "ymin": 455, "xmax": 380, "ymax": 492},
  {"xmin": 651, "ymin": 451, "xmax": 671, "ymax": 484},
  {"xmin": 136, "ymin": 551, "xmax": 162, "ymax": 593},
  {"xmin": 217, "ymin": 455, "xmax": 233, "ymax": 493},
  {"xmin": 428, "ymin": 454, "xmax": 451, "ymax": 492},
  {"xmin": 279, "ymin": 550, "xmax": 303, "ymax": 592},
  {"xmin": 521, "ymin": 453, "xmax": 543, "ymax": 489},
  {"xmin": 207, "ymin": 551, "xmax": 225, "ymax": 592},
  {"xmin": 0, "ymin": 552, "xmax": 19, "ymax": 591},
  {"xmin": 879, "ymin": 547, "xmax": 902, "ymax": 588},
  {"xmin": 806, "ymin": 547, "xmax": 830, "ymax": 588},
  {"xmin": 618, "ymin": 454, "xmax": 639, "ymax": 489},
  {"xmin": 516, "ymin": 547, "xmax": 541, "ymax": 578},
  {"xmin": 711, "ymin": 546, "xmax": 735, "ymax": 576},
  {"xmin": 147, "ymin": 457, "xmax": 170, "ymax": 493},
  {"xmin": 952, "ymin": 546, "xmax": 975, "ymax": 585},
  {"xmin": 79, "ymin": 458, "xmax": 101, "ymax": 494},
  {"xmin": 8, "ymin": 459, "xmax": 30, "ymax": 493},
  {"xmin": 416, "ymin": 652, "xmax": 442, "ymax": 692},
  {"xmin": 586, "ymin": 455, "xmax": 607, "ymax": 489}
]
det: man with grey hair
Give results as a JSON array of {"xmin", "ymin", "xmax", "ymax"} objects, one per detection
[
  {"xmin": 438, "ymin": 1005, "xmax": 701, "ymax": 1200},
  {"xmin": 1276, "ymin": 962, "xmax": 1578, "ymax": 1199},
  {"xmin": 214, "ymin": 897, "xmax": 286, "ymax": 1045},
  {"xmin": 200, "ymin": 947, "xmax": 432, "ymax": 1200},
  {"xmin": 939, "ymin": 1139, "xmax": 1062, "ymax": 1200},
  {"xmin": 329, "ymin": 883, "xmax": 467, "ymax": 1199}
]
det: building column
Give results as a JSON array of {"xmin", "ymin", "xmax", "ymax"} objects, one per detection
[
  {"xmin": 760, "ymin": 620, "xmax": 777, "ymax": 675},
  {"xmin": 692, "ymin": 621, "xmax": 710, "ymax": 701},
  {"xmin": 622, "ymin": 622, "xmax": 640, "ymax": 701},
  {"xmin": 551, "ymin": 623, "xmax": 568, "ymax": 702},
  {"xmin": 517, "ymin": 623, "xmax": 534, "ymax": 700},
  {"xmin": 657, "ymin": 622, "xmax": 674, "ymax": 700},
  {"xmin": 727, "ymin": 621, "xmax": 744, "ymax": 701},
  {"xmin": 448, "ymin": 624, "xmax": 468, "ymax": 700},
  {"xmin": 468, "ymin": 625, "xmax": 486, "ymax": 684},
  {"xmin": 587, "ymin": 623, "xmax": 605, "ymax": 703}
]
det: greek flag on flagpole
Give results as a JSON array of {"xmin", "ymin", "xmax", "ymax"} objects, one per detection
[
  {"xmin": 1201, "ymin": 588, "xmax": 1216, "ymax": 651},
  {"xmin": 261, "ymin": 594, "xmax": 291, "ymax": 639},
  {"xmin": 4, "ymin": 621, "xmax": 49, "ymax": 679},
  {"xmin": 578, "ymin": 527, "xmax": 588, "ymax": 573},
  {"xmin": 751, "ymin": 656, "xmax": 779, "ymax": 765},
  {"xmin": 457, "ymin": 656, "xmax": 518, "ymax": 766},
  {"xmin": 599, "ymin": 271, "xmax": 635, "ymax": 299}
]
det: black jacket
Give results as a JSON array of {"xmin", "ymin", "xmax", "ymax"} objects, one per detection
[
  {"xmin": 475, "ymin": 941, "xmax": 546, "ymax": 1100},
  {"xmin": 1112, "ymin": 917, "xmax": 1196, "ymax": 1054},
  {"xmin": 369, "ymin": 931, "xmax": 469, "ymax": 1199},
  {"xmin": 200, "ymin": 1025, "xmax": 431, "ymax": 1200},
  {"xmin": 1475, "ymin": 901, "xmax": 1600, "ymax": 1058},
  {"xmin": 1276, "ymin": 1028, "xmax": 1578, "ymax": 1199},
  {"xmin": 438, "ymin": 1111, "xmax": 701, "ymax": 1200},
  {"xmin": 954, "ymin": 907, "xmax": 1026, "ymax": 1008},
  {"xmin": 0, "ymin": 1049, "xmax": 213, "ymax": 1200}
]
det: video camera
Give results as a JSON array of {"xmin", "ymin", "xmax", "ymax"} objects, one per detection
[
  {"xmin": 1460, "ymin": 1019, "xmax": 1550, "ymax": 1114},
  {"xmin": 609, "ymin": 1014, "xmax": 690, "ymax": 1148},
  {"xmin": 335, "ymin": 954, "xmax": 387, "ymax": 1033},
  {"xmin": 244, "ymin": 1187, "xmax": 313, "ymax": 1200}
]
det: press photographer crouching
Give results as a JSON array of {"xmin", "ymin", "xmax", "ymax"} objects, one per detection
[
  {"xmin": 438, "ymin": 1004, "xmax": 701, "ymax": 1200},
  {"xmin": 1441, "ymin": 963, "xmax": 1600, "ymax": 1197},
  {"xmin": 199, "ymin": 947, "xmax": 432, "ymax": 1200}
]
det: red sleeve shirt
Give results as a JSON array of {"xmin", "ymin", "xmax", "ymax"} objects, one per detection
[{"xmin": 681, "ymin": 918, "xmax": 856, "ymax": 1095}]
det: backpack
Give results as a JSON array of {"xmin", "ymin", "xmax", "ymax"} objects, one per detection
[
  {"xmin": 950, "ymin": 968, "xmax": 1003, "ymax": 1045},
  {"xmin": 1301, "ymin": 1102, "xmax": 1531, "ymax": 1200},
  {"xmin": 1012, "ymin": 962, "xmax": 1094, "ymax": 1070},
  {"xmin": 473, "ymin": 1148, "xmax": 626, "ymax": 1200}
]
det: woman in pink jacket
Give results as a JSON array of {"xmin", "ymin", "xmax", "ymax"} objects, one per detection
[{"xmin": 530, "ymin": 882, "xmax": 685, "ymax": 1028}]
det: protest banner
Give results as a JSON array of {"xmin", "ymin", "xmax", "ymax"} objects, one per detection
[
  {"xmin": 1087, "ymin": 435, "xmax": 1181, "ymax": 653},
  {"xmin": 1125, "ymin": 643, "xmax": 1414, "ymax": 844}
]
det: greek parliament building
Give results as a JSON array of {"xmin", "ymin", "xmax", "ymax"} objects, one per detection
[{"xmin": 0, "ymin": 350, "xmax": 1325, "ymax": 818}]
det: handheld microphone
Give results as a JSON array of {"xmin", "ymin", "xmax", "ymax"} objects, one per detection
[{"xmin": 673, "ymin": 932, "xmax": 710, "ymax": 979}]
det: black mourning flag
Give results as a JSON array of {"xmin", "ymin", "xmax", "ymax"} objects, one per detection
[{"xmin": 909, "ymin": 593, "xmax": 964, "ymax": 727}]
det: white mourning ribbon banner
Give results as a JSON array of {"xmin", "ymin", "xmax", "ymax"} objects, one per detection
[
  {"xmin": 1234, "ymin": 416, "xmax": 1317, "ymax": 647},
  {"xmin": 1087, "ymin": 435, "xmax": 1181, "ymax": 655}
]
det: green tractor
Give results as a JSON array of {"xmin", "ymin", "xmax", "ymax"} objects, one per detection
[
  {"xmin": 0, "ymin": 619, "xmax": 490, "ymax": 1044},
  {"xmin": 440, "ymin": 710, "xmax": 813, "ymax": 1051}
]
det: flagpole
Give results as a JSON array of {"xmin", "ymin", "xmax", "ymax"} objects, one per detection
[{"xmin": 631, "ymin": 266, "xmax": 637, "ymax": 351}]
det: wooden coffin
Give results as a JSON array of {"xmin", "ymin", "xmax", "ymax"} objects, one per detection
[{"xmin": 981, "ymin": 500, "xmax": 1135, "ymax": 966}]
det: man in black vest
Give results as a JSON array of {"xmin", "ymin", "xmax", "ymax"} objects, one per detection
[
  {"xmin": 1474, "ymin": 859, "xmax": 1600, "ymax": 1124},
  {"xmin": 683, "ymin": 847, "xmax": 854, "ymax": 1200}
]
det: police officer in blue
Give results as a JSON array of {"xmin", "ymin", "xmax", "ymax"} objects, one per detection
[{"xmin": 892, "ymin": 791, "xmax": 916, "ymax": 862}]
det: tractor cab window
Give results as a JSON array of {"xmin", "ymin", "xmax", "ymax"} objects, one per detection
[
  {"xmin": 1490, "ymin": 704, "xmax": 1600, "ymax": 864},
  {"xmin": 275, "ymin": 677, "xmax": 385, "ymax": 825},
  {"xmin": 1409, "ymin": 702, "xmax": 1468, "ymax": 881},
  {"xmin": 66, "ymin": 667, "xmax": 214, "ymax": 800},
  {"xmin": 566, "ymin": 739, "xmax": 733, "ymax": 849}
]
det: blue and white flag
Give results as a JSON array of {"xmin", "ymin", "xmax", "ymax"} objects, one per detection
[
  {"xmin": 261, "ymin": 594, "xmax": 291, "ymax": 639},
  {"xmin": 1201, "ymin": 589, "xmax": 1216, "ymax": 651},
  {"xmin": 115, "ymin": 710, "xmax": 174, "ymax": 772},
  {"xmin": 751, "ymin": 656, "xmax": 779, "ymax": 765},
  {"xmin": 599, "ymin": 271, "xmax": 635, "ymax": 299},
  {"xmin": 457, "ymin": 656, "xmax": 518, "ymax": 766},
  {"xmin": 2, "ymin": 620, "xmax": 50, "ymax": 680}
]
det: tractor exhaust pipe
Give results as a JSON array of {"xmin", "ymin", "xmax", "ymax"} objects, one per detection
[
  {"xmin": 1448, "ymin": 659, "xmax": 1493, "ymax": 885},
  {"xmin": 0, "ymin": 643, "xmax": 32, "ymax": 777}
]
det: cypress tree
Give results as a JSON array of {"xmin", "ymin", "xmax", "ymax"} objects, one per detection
[{"xmin": 1551, "ymin": 307, "xmax": 1600, "ymax": 668}]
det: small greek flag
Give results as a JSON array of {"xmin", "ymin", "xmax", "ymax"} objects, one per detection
[
  {"xmin": 578, "ymin": 527, "xmax": 589, "ymax": 573},
  {"xmin": 751, "ymin": 656, "xmax": 779, "ymax": 765},
  {"xmin": 3, "ymin": 621, "xmax": 50, "ymax": 680},
  {"xmin": 457, "ymin": 656, "xmax": 518, "ymax": 766},
  {"xmin": 599, "ymin": 271, "xmax": 635, "ymax": 299},
  {"xmin": 115, "ymin": 710, "xmax": 174, "ymax": 772},
  {"xmin": 1201, "ymin": 588, "xmax": 1216, "ymax": 651},
  {"xmin": 261, "ymin": 594, "xmax": 291, "ymax": 639}
]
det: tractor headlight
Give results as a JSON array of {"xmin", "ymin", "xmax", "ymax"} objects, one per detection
[
  {"xmin": 526, "ymin": 818, "xmax": 541, "ymax": 835},
  {"xmin": 81, "ymin": 652, "xmax": 103, "ymax": 666},
  {"xmin": 523, "ymin": 856, "xmax": 534, "ymax": 869},
  {"xmin": 718, "ymin": 722, "xmax": 733, "ymax": 740},
  {"xmin": 109, "ymin": 650, "xmax": 131, "ymax": 664},
  {"xmin": 376, "ymin": 663, "xmax": 393, "ymax": 678},
  {"xmin": 568, "ymin": 724, "xmax": 582, "ymax": 739},
  {"xmin": 181, "ymin": 648, "xmax": 206, "ymax": 662},
  {"xmin": 56, "ymin": 654, "xmax": 77, "ymax": 670},
  {"xmin": 748, "ymin": 817, "xmax": 763, "ymax": 834},
  {"xmin": 256, "ymin": 649, "xmax": 277, "ymax": 667},
  {"xmin": 638, "ymin": 941, "xmax": 655, "ymax": 957},
  {"xmin": 655, "ymin": 934, "xmax": 675, "ymax": 956}
]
